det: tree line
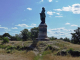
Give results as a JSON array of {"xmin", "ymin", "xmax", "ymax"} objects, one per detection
[
  {"xmin": 0, "ymin": 27, "xmax": 39, "ymax": 41},
  {"xmin": 0, "ymin": 27, "xmax": 80, "ymax": 45}
]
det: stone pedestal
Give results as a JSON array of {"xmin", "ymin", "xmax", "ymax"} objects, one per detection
[{"xmin": 37, "ymin": 23, "xmax": 49, "ymax": 41}]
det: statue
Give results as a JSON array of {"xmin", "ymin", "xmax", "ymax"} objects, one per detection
[
  {"xmin": 36, "ymin": 7, "xmax": 49, "ymax": 41},
  {"xmin": 40, "ymin": 7, "xmax": 46, "ymax": 24}
]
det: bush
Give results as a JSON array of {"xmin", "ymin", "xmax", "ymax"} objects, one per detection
[
  {"xmin": 63, "ymin": 37, "xmax": 70, "ymax": 42},
  {"xmin": 49, "ymin": 36, "xmax": 57, "ymax": 40},
  {"xmin": 2, "ymin": 37, "xmax": 9, "ymax": 43},
  {"xmin": 0, "ymin": 37, "xmax": 2, "ymax": 40}
]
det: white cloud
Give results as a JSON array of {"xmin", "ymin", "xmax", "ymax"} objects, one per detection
[
  {"xmin": 53, "ymin": 4, "xmax": 80, "ymax": 14},
  {"xmin": 4, "ymin": 29, "xmax": 11, "ymax": 33},
  {"xmin": 56, "ymin": 13, "xmax": 60, "ymax": 15},
  {"xmin": 40, "ymin": 0, "xmax": 43, "ymax": 2},
  {"xmin": 53, "ymin": 9, "xmax": 62, "ymax": 11},
  {"xmin": 56, "ymin": 1, "xmax": 58, "ymax": 2},
  {"xmin": 37, "ymin": 0, "xmax": 43, "ymax": 3},
  {"xmin": 16, "ymin": 24, "xmax": 29, "ymax": 27},
  {"xmin": 31, "ymin": 23, "xmax": 36, "ymax": 26},
  {"xmin": 48, "ymin": 28, "xmax": 74, "ymax": 38},
  {"xmin": 72, "ymin": 4, "xmax": 80, "ymax": 14},
  {"xmin": 51, "ymin": 27, "xmax": 67, "ymax": 31},
  {"xmin": 71, "ymin": 24, "xmax": 78, "ymax": 27},
  {"xmin": 47, "ymin": 11, "xmax": 55, "ymax": 15},
  {"xmin": 55, "ymin": 16, "xmax": 63, "ymax": 17},
  {"xmin": 12, "ymin": 27, "xmax": 18, "ymax": 29},
  {"xmin": 0, "ymin": 27, "xmax": 8, "ymax": 29},
  {"xmin": 27, "ymin": 8, "xmax": 32, "ymax": 10},
  {"xmin": 65, "ymin": 23, "xmax": 70, "ymax": 25},
  {"xmin": 47, "ymin": 11, "xmax": 62, "ymax": 16},
  {"xmin": 16, "ymin": 23, "xmax": 36, "ymax": 28},
  {"xmin": 62, "ymin": 6, "xmax": 72, "ymax": 11},
  {"xmin": 68, "ymin": 29, "xmax": 74, "ymax": 32},
  {"xmin": 48, "ymin": 28, "xmax": 67, "ymax": 38},
  {"xmin": 30, "ymin": 23, "xmax": 36, "ymax": 27},
  {"xmin": 49, "ymin": 0, "xmax": 52, "ymax": 2},
  {"xmin": 54, "ymin": 31, "xmax": 60, "ymax": 34}
]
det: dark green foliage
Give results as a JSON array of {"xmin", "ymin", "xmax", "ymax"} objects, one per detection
[
  {"xmin": 15, "ymin": 34, "xmax": 22, "ymax": 41},
  {"xmin": 63, "ymin": 37, "xmax": 70, "ymax": 42},
  {"xmin": 71, "ymin": 27, "xmax": 80, "ymax": 44},
  {"xmin": 2, "ymin": 33, "xmax": 11, "ymax": 37},
  {"xmin": 21, "ymin": 29, "xmax": 30, "ymax": 41},
  {"xmin": 0, "ymin": 37, "xmax": 2, "ymax": 40},
  {"xmin": 0, "ymin": 44, "xmax": 6, "ymax": 49},
  {"xmin": 10, "ymin": 34, "xmax": 22, "ymax": 41},
  {"xmin": 0, "ymin": 35, "xmax": 3, "ymax": 40},
  {"xmin": 6, "ymin": 46, "xmax": 15, "ymax": 50},
  {"xmin": 42, "ymin": 50, "xmax": 52, "ymax": 56},
  {"xmin": 49, "ymin": 36, "xmax": 57, "ymax": 40},
  {"xmin": 60, "ymin": 37, "xmax": 63, "ymax": 40},
  {"xmin": 6, "ymin": 46, "xmax": 15, "ymax": 53},
  {"xmin": 2, "ymin": 37, "xmax": 9, "ymax": 43},
  {"xmin": 10, "ymin": 36, "xmax": 17, "ymax": 41},
  {"xmin": 67, "ymin": 48, "xmax": 80, "ymax": 56},
  {"xmin": 45, "ymin": 45, "xmax": 59, "ymax": 52},
  {"xmin": 31, "ymin": 27, "xmax": 39, "ymax": 40},
  {"xmin": 6, "ymin": 50, "xmax": 12, "ymax": 53},
  {"xmin": 67, "ymin": 48, "xmax": 74, "ymax": 53}
]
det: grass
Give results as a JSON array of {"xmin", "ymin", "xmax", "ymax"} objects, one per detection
[
  {"xmin": 0, "ymin": 40, "xmax": 80, "ymax": 60},
  {"xmin": 42, "ymin": 54, "xmax": 80, "ymax": 60}
]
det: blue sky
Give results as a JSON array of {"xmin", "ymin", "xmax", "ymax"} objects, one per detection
[{"xmin": 0, "ymin": 0, "xmax": 80, "ymax": 39}]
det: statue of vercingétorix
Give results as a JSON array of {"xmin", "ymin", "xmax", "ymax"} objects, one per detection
[{"xmin": 40, "ymin": 7, "xmax": 46, "ymax": 24}]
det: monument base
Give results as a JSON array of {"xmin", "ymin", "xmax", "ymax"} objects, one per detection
[
  {"xmin": 36, "ymin": 38, "xmax": 49, "ymax": 41},
  {"xmin": 37, "ymin": 23, "xmax": 49, "ymax": 41}
]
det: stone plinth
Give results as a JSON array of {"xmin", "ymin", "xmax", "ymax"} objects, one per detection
[{"xmin": 37, "ymin": 23, "xmax": 49, "ymax": 41}]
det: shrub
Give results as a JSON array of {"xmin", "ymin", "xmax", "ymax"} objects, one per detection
[
  {"xmin": 63, "ymin": 37, "xmax": 70, "ymax": 42},
  {"xmin": 42, "ymin": 50, "xmax": 51, "ymax": 56},
  {"xmin": 45, "ymin": 45, "xmax": 59, "ymax": 52},
  {"xmin": 67, "ymin": 48, "xmax": 74, "ymax": 54},
  {"xmin": 0, "ymin": 37, "xmax": 2, "ymax": 40},
  {"xmin": 6, "ymin": 50, "xmax": 12, "ymax": 53},
  {"xmin": 2, "ymin": 37, "xmax": 9, "ymax": 43},
  {"xmin": 49, "ymin": 36, "xmax": 57, "ymax": 40}
]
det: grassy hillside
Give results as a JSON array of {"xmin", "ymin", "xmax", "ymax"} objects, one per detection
[{"xmin": 0, "ymin": 40, "xmax": 80, "ymax": 60}]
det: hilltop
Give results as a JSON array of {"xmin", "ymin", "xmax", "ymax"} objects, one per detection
[{"xmin": 0, "ymin": 40, "xmax": 80, "ymax": 60}]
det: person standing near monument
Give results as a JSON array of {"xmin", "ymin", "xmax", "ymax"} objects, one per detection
[{"xmin": 40, "ymin": 7, "xmax": 46, "ymax": 24}]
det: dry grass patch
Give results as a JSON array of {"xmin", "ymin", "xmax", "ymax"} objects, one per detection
[{"xmin": 42, "ymin": 54, "xmax": 80, "ymax": 60}]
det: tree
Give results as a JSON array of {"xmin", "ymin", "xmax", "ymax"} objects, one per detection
[
  {"xmin": 71, "ymin": 27, "xmax": 80, "ymax": 44},
  {"xmin": 0, "ymin": 35, "xmax": 3, "ymax": 40},
  {"xmin": 63, "ymin": 37, "xmax": 70, "ymax": 42},
  {"xmin": 15, "ymin": 34, "xmax": 22, "ymax": 41},
  {"xmin": 2, "ymin": 37, "xmax": 9, "ymax": 43},
  {"xmin": 60, "ymin": 37, "xmax": 63, "ymax": 40},
  {"xmin": 2, "ymin": 33, "xmax": 11, "ymax": 37},
  {"xmin": 30, "ymin": 27, "xmax": 39, "ymax": 40},
  {"xmin": 27, "ymin": 31, "xmax": 31, "ymax": 40},
  {"xmin": 49, "ymin": 36, "xmax": 57, "ymax": 40},
  {"xmin": 10, "ymin": 36, "xmax": 16, "ymax": 41},
  {"xmin": 21, "ymin": 29, "xmax": 29, "ymax": 41}
]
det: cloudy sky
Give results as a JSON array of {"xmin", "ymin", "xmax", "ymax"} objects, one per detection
[{"xmin": 0, "ymin": 0, "xmax": 80, "ymax": 39}]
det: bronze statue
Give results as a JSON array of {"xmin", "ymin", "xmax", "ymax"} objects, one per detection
[{"xmin": 40, "ymin": 7, "xmax": 46, "ymax": 24}]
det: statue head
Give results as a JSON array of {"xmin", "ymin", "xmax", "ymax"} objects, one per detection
[{"xmin": 42, "ymin": 7, "xmax": 45, "ymax": 13}]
